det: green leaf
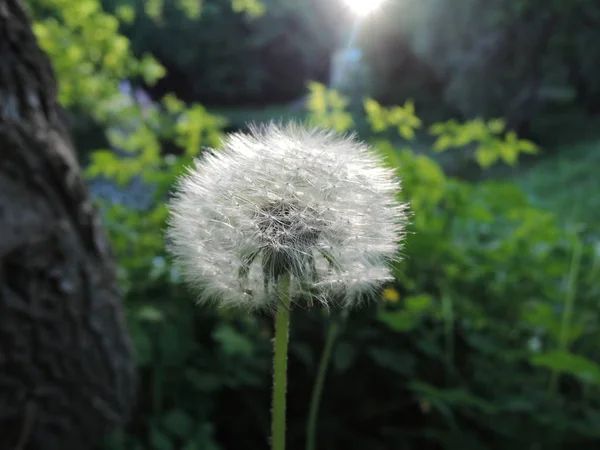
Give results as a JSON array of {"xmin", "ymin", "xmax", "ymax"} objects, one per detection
[
  {"xmin": 487, "ymin": 118, "xmax": 506, "ymax": 134},
  {"xmin": 139, "ymin": 54, "xmax": 166, "ymax": 86},
  {"xmin": 150, "ymin": 428, "xmax": 174, "ymax": 450},
  {"xmin": 160, "ymin": 323, "xmax": 195, "ymax": 366},
  {"xmin": 399, "ymin": 124, "xmax": 415, "ymax": 140},
  {"xmin": 498, "ymin": 143, "xmax": 518, "ymax": 166},
  {"xmin": 530, "ymin": 351, "xmax": 600, "ymax": 384},
  {"xmin": 364, "ymin": 98, "xmax": 387, "ymax": 132},
  {"xmin": 130, "ymin": 323, "xmax": 153, "ymax": 366},
  {"xmin": 429, "ymin": 122, "xmax": 447, "ymax": 135},
  {"xmin": 307, "ymin": 82, "xmax": 327, "ymax": 113},
  {"xmin": 433, "ymin": 135, "xmax": 453, "ymax": 152},
  {"xmin": 409, "ymin": 382, "xmax": 498, "ymax": 414},
  {"xmin": 367, "ymin": 348, "xmax": 415, "ymax": 375},
  {"xmin": 378, "ymin": 310, "xmax": 419, "ymax": 332},
  {"xmin": 518, "ymin": 139, "xmax": 539, "ymax": 154},
  {"xmin": 86, "ymin": 149, "xmax": 119, "ymax": 178},
  {"xmin": 177, "ymin": 0, "xmax": 203, "ymax": 18},
  {"xmin": 405, "ymin": 294, "xmax": 433, "ymax": 312},
  {"xmin": 231, "ymin": 0, "xmax": 266, "ymax": 17},
  {"xmin": 137, "ymin": 305, "xmax": 165, "ymax": 323},
  {"xmin": 145, "ymin": 0, "xmax": 164, "ymax": 20},
  {"xmin": 163, "ymin": 93, "xmax": 185, "ymax": 114},
  {"xmin": 185, "ymin": 423, "xmax": 222, "ymax": 450},
  {"xmin": 162, "ymin": 409, "xmax": 194, "ymax": 439},
  {"xmin": 116, "ymin": 5, "xmax": 135, "ymax": 24},
  {"xmin": 185, "ymin": 368, "xmax": 222, "ymax": 392},
  {"xmin": 475, "ymin": 146, "xmax": 498, "ymax": 168},
  {"xmin": 213, "ymin": 324, "xmax": 254, "ymax": 357}
]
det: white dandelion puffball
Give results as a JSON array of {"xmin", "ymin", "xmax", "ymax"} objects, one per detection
[{"xmin": 166, "ymin": 122, "xmax": 408, "ymax": 311}]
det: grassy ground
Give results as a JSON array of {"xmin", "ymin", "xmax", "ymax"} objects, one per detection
[{"xmin": 510, "ymin": 138, "xmax": 600, "ymax": 234}]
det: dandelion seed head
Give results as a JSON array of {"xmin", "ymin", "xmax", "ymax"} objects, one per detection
[{"xmin": 166, "ymin": 122, "xmax": 408, "ymax": 312}]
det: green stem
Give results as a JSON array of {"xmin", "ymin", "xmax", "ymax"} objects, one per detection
[
  {"xmin": 306, "ymin": 318, "xmax": 341, "ymax": 450},
  {"xmin": 272, "ymin": 272, "xmax": 292, "ymax": 450},
  {"xmin": 549, "ymin": 237, "xmax": 583, "ymax": 396},
  {"xmin": 441, "ymin": 292, "xmax": 454, "ymax": 377},
  {"xmin": 149, "ymin": 325, "xmax": 163, "ymax": 429}
]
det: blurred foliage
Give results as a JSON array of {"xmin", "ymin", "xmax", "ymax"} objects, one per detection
[
  {"xmin": 28, "ymin": 0, "xmax": 600, "ymax": 449},
  {"xmin": 30, "ymin": 0, "xmax": 165, "ymax": 116},
  {"xmin": 61, "ymin": 0, "xmax": 600, "ymax": 139},
  {"xmin": 306, "ymin": 81, "xmax": 354, "ymax": 133},
  {"xmin": 101, "ymin": 0, "xmax": 343, "ymax": 104},
  {"xmin": 513, "ymin": 137, "xmax": 600, "ymax": 235},
  {"xmin": 402, "ymin": 0, "xmax": 600, "ymax": 134},
  {"xmin": 429, "ymin": 118, "xmax": 538, "ymax": 169}
]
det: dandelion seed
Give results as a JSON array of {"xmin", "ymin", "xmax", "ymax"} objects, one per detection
[{"xmin": 166, "ymin": 121, "xmax": 408, "ymax": 312}]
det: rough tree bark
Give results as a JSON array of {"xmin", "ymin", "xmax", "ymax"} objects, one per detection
[{"xmin": 0, "ymin": 1, "xmax": 136, "ymax": 449}]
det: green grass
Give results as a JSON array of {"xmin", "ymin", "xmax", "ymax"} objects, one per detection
[{"xmin": 511, "ymin": 138, "xmax": 600, "ymax": 234}]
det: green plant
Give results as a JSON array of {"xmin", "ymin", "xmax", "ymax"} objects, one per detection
[{"xmin": 31, "ymin": 1, "xmax": 600, "ymax": 449}]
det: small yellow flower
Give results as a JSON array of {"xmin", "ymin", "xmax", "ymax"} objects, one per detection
[{"xmin": 382, "ymin": 287, "xmax": 400, "ymax": 303}]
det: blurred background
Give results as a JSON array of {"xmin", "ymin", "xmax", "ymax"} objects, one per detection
[{"xmin": 25, "ymin": 0, "xmax": 600, "ymax": 448}]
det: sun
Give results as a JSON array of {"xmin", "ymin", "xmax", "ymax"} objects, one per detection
[{"xmin": 341, "ymin": 0, "xmax": 387, "ymax": 17}]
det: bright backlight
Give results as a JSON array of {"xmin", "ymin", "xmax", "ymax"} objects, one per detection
[{"xmin": 342, "ymin": 0, "xmax": 386, "ymax": 16}]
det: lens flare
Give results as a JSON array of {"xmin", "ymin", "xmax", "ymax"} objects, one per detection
[{"xmin": 342, "ymin": 0, "xmax": 386, "ymax": 16}]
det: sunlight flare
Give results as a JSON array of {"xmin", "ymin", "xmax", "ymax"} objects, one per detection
[{"xmin": 342, "ymin": 0, "xmax": 387, "ymax": 17}]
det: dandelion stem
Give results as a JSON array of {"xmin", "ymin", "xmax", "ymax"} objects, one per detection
[
  {"xmin": 306, "ymin": 318, "xmax": 340, "ymax": 450},
  {"xmin": 272, "ymin": 272, "xmax": 292, "ymax": 450}
]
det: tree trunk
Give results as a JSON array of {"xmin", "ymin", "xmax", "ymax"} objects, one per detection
[{"xmin": 0, "ymin": 1, "xmax": 136, "ymax": 449}]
